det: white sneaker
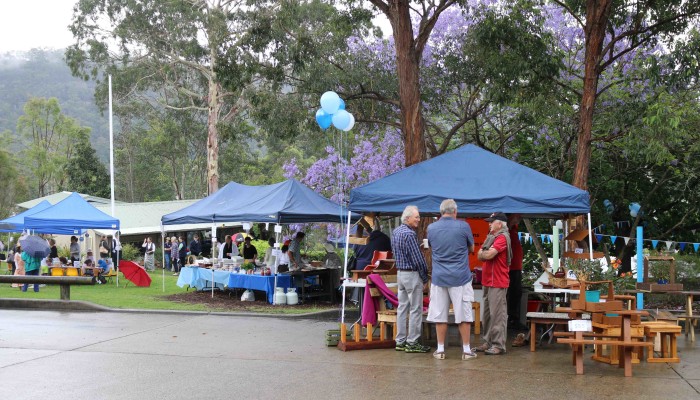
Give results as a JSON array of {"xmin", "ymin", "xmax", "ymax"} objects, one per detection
[
  {"xmin": 433, "ymin": 350, "xmax": 446, "ymax": 360},
  {"xmin": 462, "ymin": 350, "xmax": 477, "ymax": 361}
]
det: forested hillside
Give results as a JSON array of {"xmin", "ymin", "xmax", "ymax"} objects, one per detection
[{"xmin": 0, "ymin": 49, "xmax": 108, "ymax": 160}]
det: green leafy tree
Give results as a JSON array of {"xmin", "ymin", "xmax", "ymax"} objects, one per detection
[
  {"xmin": 65, "ymin": 141, "xmax": 110, "ymax": 198},
  {"xmin": 67, "ymin": 0, "xmax": 256, "ymax": 195},
  {"xmin": 546, "ymin": 0, "xmax": 700, "ymax": 190},
  {"xmin": 17, "ymin": 97, "xmax": 90, "ymax": 197}
]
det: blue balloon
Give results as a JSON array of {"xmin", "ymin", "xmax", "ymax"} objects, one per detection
[
  {"xmin": 629, "ymin": 202, "xmax": 641, "ymax": 218},
  {"xmin": 338, "ymin": 98, "xmax": 345, "ymax": 110},
  {"xmin": 332, "ymin": 110, "xmax": 351, "ymax": 130},
  {"xmin": 320, "ymin": 91, "xmax": 341, "ymax": 114},
  {"xmin": 315, "ymin": 109, "xmax": 332, "ymax": 130}
]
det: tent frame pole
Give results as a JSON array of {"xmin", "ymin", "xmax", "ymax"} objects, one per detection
[{"xmin": 341, "ymin": 210, "xmax": 351, "ymax": 324}]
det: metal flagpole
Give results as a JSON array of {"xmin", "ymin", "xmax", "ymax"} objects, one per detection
[
  {"xmin": 108, "ymin": 75, "xmax": 117, "ymax": 286},
  {"xmin": 161, "ymin": 225, "xmax": 166, "ymax": 292}
]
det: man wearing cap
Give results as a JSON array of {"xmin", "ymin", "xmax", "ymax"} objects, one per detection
[
  {"xmin": 476, "ymin": 212, "xmax": 512, "ymax": 355},
  {"xmin": 426, "ymin": 199, "xmax": 477, "ymax": 360},
  {"xmin": 392, "ymin": 205, "xmax": 430, "ymax": 354}
]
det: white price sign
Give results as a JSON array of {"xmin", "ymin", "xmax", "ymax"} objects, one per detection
[{"xmin": 568, "ymin": 320, "xmax": 592, "ymax": 332}]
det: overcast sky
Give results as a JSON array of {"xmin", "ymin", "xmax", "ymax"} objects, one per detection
[{"xmin": 0, "ymin": 0, "xmax": 76, "ymax": 52}]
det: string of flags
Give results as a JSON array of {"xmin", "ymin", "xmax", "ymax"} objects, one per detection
[{"xmin": 516, "ymin": 232, "xmax": 700, "ymax": 253}]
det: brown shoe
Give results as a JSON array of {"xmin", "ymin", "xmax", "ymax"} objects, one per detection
[
  {"xmin": 511, "ymin": 333, "xmax": 526, "ymax": 347},
  {"xmin": 474, "ymin": 343, "xmax": 490, "ymax": 352}
]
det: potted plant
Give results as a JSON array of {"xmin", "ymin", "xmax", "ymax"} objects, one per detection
[
  {"xmin": 567, "ymin": 258, "xmax": 604, "ymax": 302},
  {"xmin": 241, "ymin": 262, "xmax": 255, "ymax": 275}
]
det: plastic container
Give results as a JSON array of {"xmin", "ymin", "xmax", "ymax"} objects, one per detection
[
  {"xmin": 274, "ymin": 287, "xmax": 287, "ymax": 305},
  {"xmin": 286, "ymin": 287, "xmax": 299, "ymax": 305}
]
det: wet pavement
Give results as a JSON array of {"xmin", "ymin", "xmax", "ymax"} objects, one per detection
[{"xmin": 0, "ymin": 308, "xmax": 699, "ymax": 400}]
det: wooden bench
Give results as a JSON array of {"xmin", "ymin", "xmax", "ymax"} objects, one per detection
[{"xmin": 0, "ymin": 275, "xmax": 95, "ymax": 300}]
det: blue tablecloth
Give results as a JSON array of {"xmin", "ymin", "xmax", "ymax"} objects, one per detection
[
  {"xmin": 227, "ymin": 274, "xmax": 292, "ymax": 304},
  {"xmin": 176, "ymin": 267, "xmax": 231, "ymax": 291}
]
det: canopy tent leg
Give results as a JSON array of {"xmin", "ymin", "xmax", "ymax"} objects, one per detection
[{"xmin": 341, "ymin": 210, "xmax": 352, "ymax": 325}]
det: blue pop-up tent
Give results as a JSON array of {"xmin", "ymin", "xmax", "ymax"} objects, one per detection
[
  {"xmin": 162, "ymin": 179, "xmax": 356, "ymax": 225},
  {"xmin": 349, "ymin": 144, "xmax": 590, "ymax": 217},
  {"xmin": 0, "ymin": 200, "xmax": 52, "ymax": 232},
  {"xmin": 24, "ymin": 192, "xmax": 120, "ymax": 231}
]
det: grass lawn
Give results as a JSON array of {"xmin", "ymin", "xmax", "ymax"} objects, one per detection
[{"xmin": 0, "ymin": 270, "xmax": 338, "ymax": 314}]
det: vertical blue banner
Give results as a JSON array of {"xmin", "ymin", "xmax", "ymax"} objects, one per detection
[{"xmin": 637, "ymin": 226, "xmax": 644, "ymax": 310}]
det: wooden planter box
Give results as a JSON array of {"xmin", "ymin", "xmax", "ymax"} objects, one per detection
[
  {"xmin": 592, "ymin": 312, "xmax": 641, "ymax": 326},
  {"xmin": 571, "ymin": 298, "xmax": 623, "ymax": 312}
]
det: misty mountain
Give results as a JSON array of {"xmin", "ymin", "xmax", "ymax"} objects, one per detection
[{"xmin": 0, "ymin": 48, "xmax": 109, "ymax": 161}]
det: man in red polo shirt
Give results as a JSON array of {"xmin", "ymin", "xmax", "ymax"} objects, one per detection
[{"xmin": 476, "ymin": 212, "xmax": 512, "ymax": 355}]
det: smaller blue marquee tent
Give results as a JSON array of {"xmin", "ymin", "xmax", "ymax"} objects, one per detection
[
  {"xmin": 24, "ymin": 192, "xmax": 120, "ymax": 232},
  {"xmin": 349, "ymin": 144, "xmax": 590, "ymax": 217},
  {"xmin": 162, "ymin": 179, "xmax": 356, "ymax": 225}
]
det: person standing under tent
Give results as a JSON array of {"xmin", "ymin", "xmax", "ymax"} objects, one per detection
[
  {"xmin": 99, "ymin": 235, "xmax": 110, "ymax": 259},
  {"xmin": 189, "ymin": 234, "xmax": 202, "ymax": 257},
  {"xmin": 69, "ymin": 236, "xmax": 80, "ymax": 263},
  {"xmin": 111, "ymin": 234, "xmax": 122, "ymax": 269},
  {"xmin": 163, "ymin": 237, "xmax": 172, "ymax": 271},
  {"xmin": 507, "ymin": 214, "xmax": 525, "ymax": 331},
  {"xmin": 171, "ymin": 236, "xmax": 180, "ymax": 275},
  {"xmin": 476, "ymin": 212, "xmax": 512, "ymax": 356},
  {"xmin": 242, "ymin": 237, "xmax": 258, "ymax": 264},
  {"xmin": 21, "ymin": 250, "xmax": 42, "ymax": 293},
  {"xmin": 12, "ymin": 245, "xmax": 24, "ymax": 289},
  {"xmin": 178, "ymin": 236, "xmax": 187, "ymax": 272},
  {"xmin": 142, "ymin": 237, "xmax": 156, "ymax": 271},
  {"xmin": 393, "ymin": 205, "xmax": 430, "ymax": 354},
  {"xmin": 49, "ymin": 239, "xmax": 58, "ymax": 259},
  {"xmin": 288, "ymin": 232, "xmax": 305, "ymax": 270},
  {"xmin": 426, "ymin": 199, "xmax": 477, "ymax": 361},
  {"xmin": 219, "ymin": 235, "xmax": 238, "ymax": 259},
  {"xmin": 7, "ymin": 246, "xmax": 15, "ymax": 275}
]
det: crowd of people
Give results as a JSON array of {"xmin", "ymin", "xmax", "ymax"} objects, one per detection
[
  {"xmin": 351, "ymin": 200, "xmax": 524, "ymax": 360},
  {"xmin": 6, "ymin": 234, "xmax": 120, "ymax": 291}
]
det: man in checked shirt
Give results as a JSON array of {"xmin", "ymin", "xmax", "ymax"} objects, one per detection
[{"xmin": 392, "ymin": 205, "xmax": 431, "ymax": 353}]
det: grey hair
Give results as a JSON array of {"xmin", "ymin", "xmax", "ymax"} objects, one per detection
[
  {"xmin": 440, "ymin": 199, "xmax": 457, "ymax": 215},
  {"xmin": 491, "ymin": 220, "xmax": 506, "ymax": 230},
  {"xmin": 401, "ymin": 205, "xmax": 419, "ymax": 223}
]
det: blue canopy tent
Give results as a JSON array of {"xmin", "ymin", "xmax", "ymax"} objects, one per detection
[
  {"xmin": 341, "ymin": 144, "xmax": 592, "ymax": 324},
  {"xmin": 0, "ymin": 200, "xmax": 82, "ymax": 235},
  {"xmin": 162, "ymin": 179, "xmax": 357, "ymax": 225},
  {"xmin": 24, "ymin": 192, "xmax": 120, "ymax": 232},
  {"xmin": 349, "ymin": 144, "xmax": 590, "ymax": 218},
  {"xmin": 162, "ymin": 179, "xmax": 358, "ymax": 301}
]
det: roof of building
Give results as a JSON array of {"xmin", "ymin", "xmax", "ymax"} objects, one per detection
[{"xmin": 17, "ymin": 192, "xmax": 122, "ymax": 209}]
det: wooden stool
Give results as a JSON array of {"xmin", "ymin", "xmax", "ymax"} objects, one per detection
[{"xmin": 642, "ymin": 322, "xmax": 681, "ymax": 363}]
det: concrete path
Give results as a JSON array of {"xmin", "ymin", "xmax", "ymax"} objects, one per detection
[{"xmin": 0, "ymin": 309, "xmax": 698, "ymax": 400}]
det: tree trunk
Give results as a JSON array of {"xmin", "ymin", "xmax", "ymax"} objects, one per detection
[
  {"xmin": 207, "ymin": 76, "xmax": 220, "ymax": 195},
  {"xmin": 572, "ymin": 0, "xmax": 612, "ymax": 190},
  {"xmin": 389, "ymin": 1, "xmax": 427, "ymax": 167}
]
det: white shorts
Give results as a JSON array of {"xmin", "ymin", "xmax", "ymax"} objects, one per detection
[{"xmin": 427, "ymin": 281, "xmax": 474, "ymax": 324}]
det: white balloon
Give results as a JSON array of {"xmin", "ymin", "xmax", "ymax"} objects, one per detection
[{"xmin": 342, "ymin": 113, "xmax": 355, "ymax": 131}]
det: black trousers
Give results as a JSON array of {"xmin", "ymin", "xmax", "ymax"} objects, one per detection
[{"xmin": 507, "ymin": 270, "xmax": 522, "ymax": 324}]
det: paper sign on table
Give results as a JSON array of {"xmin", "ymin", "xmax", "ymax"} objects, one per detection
[{"xmin": 568, "ymin": 320, "xmax": 592, "ymax": 332}]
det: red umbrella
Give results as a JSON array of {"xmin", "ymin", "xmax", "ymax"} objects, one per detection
[{"xmin": 118, "ymin": 260, "xmax": 152, "ymax": 287}]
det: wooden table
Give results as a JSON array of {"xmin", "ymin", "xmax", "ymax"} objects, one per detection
[
  {"xmin": 680, "ymin": 291, "xmax": 700, "ymax": 341},
  {"xmin": 555, "ymin": 307, "xmax": 650, "ymax": 377}
]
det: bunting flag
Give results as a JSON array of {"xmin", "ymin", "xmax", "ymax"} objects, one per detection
[
  {"xmin": 528, "ymin": 236, "xmax": 533, "ymax": 244},
  {"xmin": 540, "ymin": 234, "xmax": 546, "ymax": 243},
  {"xmin": 549, "ymin": 234, "xmax": 554, "ymax": 243},
  {"xmin": 524, "ymin": 233, "xmax": 530, "ymax": 242},
  {"xmin": 665, "ymin": 241, "xmax": 674, "ymax": 250},
  {"xmin": 596, "ymin": 234, "xmax": 603, "ymax": 243},
  {"xmin": 680, "ymin": 243, "xmax": 687, "ymax": 251},
  {"xmin": 695, "ymin": 243, "xmax": 700, "ymax": 252},
  {"xmin": 610, "ymin": 235, "xmax": 617, "ymax": 244},
  {"xmin": 652, "ymin": 240, "xmax": 659, "ymax": 249},
  {"xmin": 623, "ymin": 237, "xmax": 630, "ymax": 245}
]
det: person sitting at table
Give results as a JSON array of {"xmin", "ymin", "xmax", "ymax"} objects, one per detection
[
  {"xmin": 59, "ymin": 256, "xmax": 69, "ymax": 266},
  {"xmin": 242, "ymin": 237, "xmax": 258, "ymax": 264},
  {"xmin": 277, "ymin": 245, "xmax": 290, "ymax": 273},
  {"xmin": 82, "ymin": 259, "xmax": 96, "ymax": 276},
  {"xmin": 85, "ymin": 249, "xmax": 95, "ymax": 264}
]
